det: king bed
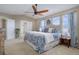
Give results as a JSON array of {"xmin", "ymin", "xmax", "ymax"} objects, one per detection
[{"xmin": 24, "ymin": 31, "xmax": 60, "ymax": 54}]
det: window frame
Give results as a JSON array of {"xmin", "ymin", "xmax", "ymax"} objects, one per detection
[{"xmin": 51, "ymin": 16, "xmax": 61, "ymax": 26}]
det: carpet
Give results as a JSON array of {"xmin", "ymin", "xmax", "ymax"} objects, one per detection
[{"xmin": 5, "ymin": 39, "xmax": 79, "ymax": 55}]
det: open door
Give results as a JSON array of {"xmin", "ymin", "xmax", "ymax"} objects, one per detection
[{"xmin": 6, "ymin": 19, "xmax": 15, "ymax": 40}]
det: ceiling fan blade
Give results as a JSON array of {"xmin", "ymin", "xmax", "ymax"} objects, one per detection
[
  {"xmin": 37, "ymin": 9, "xmax": 48, "ymax": 13},
  {"xmin": 37, "ymin": 13, "xmax": 43, "ymax": 16},
  {"xmin": 24, "ymin": 12, "xmax": 33, "ymax": 13},
  {"xmin": 32, "ymin": 5, "xmax": 37, "ymax": 12}
]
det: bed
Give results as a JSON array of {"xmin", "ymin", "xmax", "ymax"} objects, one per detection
[{"xmin": 24, "ymin": 31, "xmax": 60, "ymax": 54}]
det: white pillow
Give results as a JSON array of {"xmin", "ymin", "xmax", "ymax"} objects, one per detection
[{"xmin": 48, "ymin": 28, "xmax": 52, "ymax": 33}]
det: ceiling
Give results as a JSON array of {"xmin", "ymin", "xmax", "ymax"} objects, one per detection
[{"xmin": 0, "ymin": 4, "xmax": 78, "ymax": 19}]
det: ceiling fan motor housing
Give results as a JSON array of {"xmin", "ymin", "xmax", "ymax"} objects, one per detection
[{"xmin": 34, "ymin": 11, "xmax": 37, "ymax": 14}]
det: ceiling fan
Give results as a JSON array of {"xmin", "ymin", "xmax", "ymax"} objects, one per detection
[{"xmin": 25, "ymin": 4, "xmax": 48, "ymax": 16}]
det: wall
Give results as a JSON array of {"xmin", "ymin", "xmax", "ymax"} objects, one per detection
[
  {"xmin": 13, "ymin": 15, "xmax": 39, "ymax": 31},
  {"xmin": 0, "ymin": 12, "xmax": 14, "ymax": 19},
  {"xmin": 15, "ymin": 19, "xmax": 20, "ymax": 28},
  {"xmin": 0, "ymin": 13, "xmax": 39, "ymax": 31},
  {"xmin": 76, "ymin": 8, "xmax": 79, "ymax": 47},
  {"xmin": 32, "ymin": 19, "xmax": 40, "ymax": 31},
  {"xmin": 0, "ymin": 18, "xmax": 3, "ymax": 28},
  {"xmin": 0, "ymin": 13, "xmax": 40, "ymax": 39}
]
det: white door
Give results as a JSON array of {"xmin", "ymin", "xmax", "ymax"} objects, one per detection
[
  {"xmin": 23, "ymin": 21, "xmax": 32, "ymax": 33},
  {"xmin": 6, "ymin": 19, "xmax": 15, "ymax": 40},
  {"xmin": 23, "ymin": 22, "xmax": 27, "ymax": 33},
  {"xmin": 24, "ymin": 21, "xmax": 32, "ymax": 32},
  {"xmin": 20, "ymin": 20, "xmax": 32, "ymax": 37}
]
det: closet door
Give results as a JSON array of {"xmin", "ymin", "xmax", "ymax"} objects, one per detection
[{"xmin": 6, "ymin": 19, "xmax": 15, "ymax": 40}]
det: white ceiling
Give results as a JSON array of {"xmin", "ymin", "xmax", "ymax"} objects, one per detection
[{"xmin": 0, "ymin": 4, "xmax": 78, "ymax": 19}]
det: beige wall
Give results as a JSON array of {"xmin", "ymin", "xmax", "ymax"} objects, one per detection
[
  {"xmin": 76, "ymin": 8, "xmax": 79, "ymax": 47},
  {"xmin": 13, "ymin": 15, "xmax": 40, "ymax": 31},
  {"xmin": 0, "ymin": 12, "xmax": 40, "ymax": 31},
  {"xmin": 0, "ymin": 12, "xmax": 14, "ymax": 19},
  {"xmin": 32, "ymin": 19, "xmax": 40, "ymax": 31}
]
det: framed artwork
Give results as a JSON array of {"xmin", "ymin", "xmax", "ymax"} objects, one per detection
[{"xmin": 47, "ymin": 18, "xmax": 51, "ymax": 25}]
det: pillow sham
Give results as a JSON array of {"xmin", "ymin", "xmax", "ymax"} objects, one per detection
[{"xmin": 48, "ymin": 28, "xmax": 53, "ymax": 33}]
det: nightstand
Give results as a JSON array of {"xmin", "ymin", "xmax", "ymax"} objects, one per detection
[{"xmin": 59, "ymin": 36, "xmax": 71, "ymax": 48}]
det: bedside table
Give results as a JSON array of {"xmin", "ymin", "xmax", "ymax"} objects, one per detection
[{"xmin": 59, "ymin": 37, "xmax": 71, "ymax": 48}]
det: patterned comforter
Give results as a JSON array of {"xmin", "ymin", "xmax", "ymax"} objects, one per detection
[{"xmin": 24, "ymin": 31, "xmax": 60, "ymax": 54}]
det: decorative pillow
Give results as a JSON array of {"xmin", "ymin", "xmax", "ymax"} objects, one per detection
[
  {"xmin": 52, "ymin": 28, "xmax": 55, "ymax": 33},
  {"xmin": 44, "ymin": 28, "xmax": 48, "ymax": 32},
  {"xmin": 54, "ymin": 29, "xmax": 58, "ymax": 33},
  {"xmin": 52, "ymin": 28, "xmax": 60, "ymax": 33},
  {"xmin": 48, "ymin": 28, "xmax": 53, "ymax": 33}
]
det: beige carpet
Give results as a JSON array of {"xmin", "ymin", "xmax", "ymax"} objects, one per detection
[{"xmin": 5, "ymin": 39, "xmax": 79, "ymax": 55}]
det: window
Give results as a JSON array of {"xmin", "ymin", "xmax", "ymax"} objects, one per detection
[
  {"xmin": 40, "ymin": 20, "xmax": 46, "ymax": 31},
  {"xmin": 62, "ymin": 14, "xmax": 70, "ymax": 35},
  {"xmin": 51, "ymin": 16, "xmax": 60, "ymax": 25},
  {"xmin": 63, "ymin": 14, "xmax": 69, "ymax": 29}
]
